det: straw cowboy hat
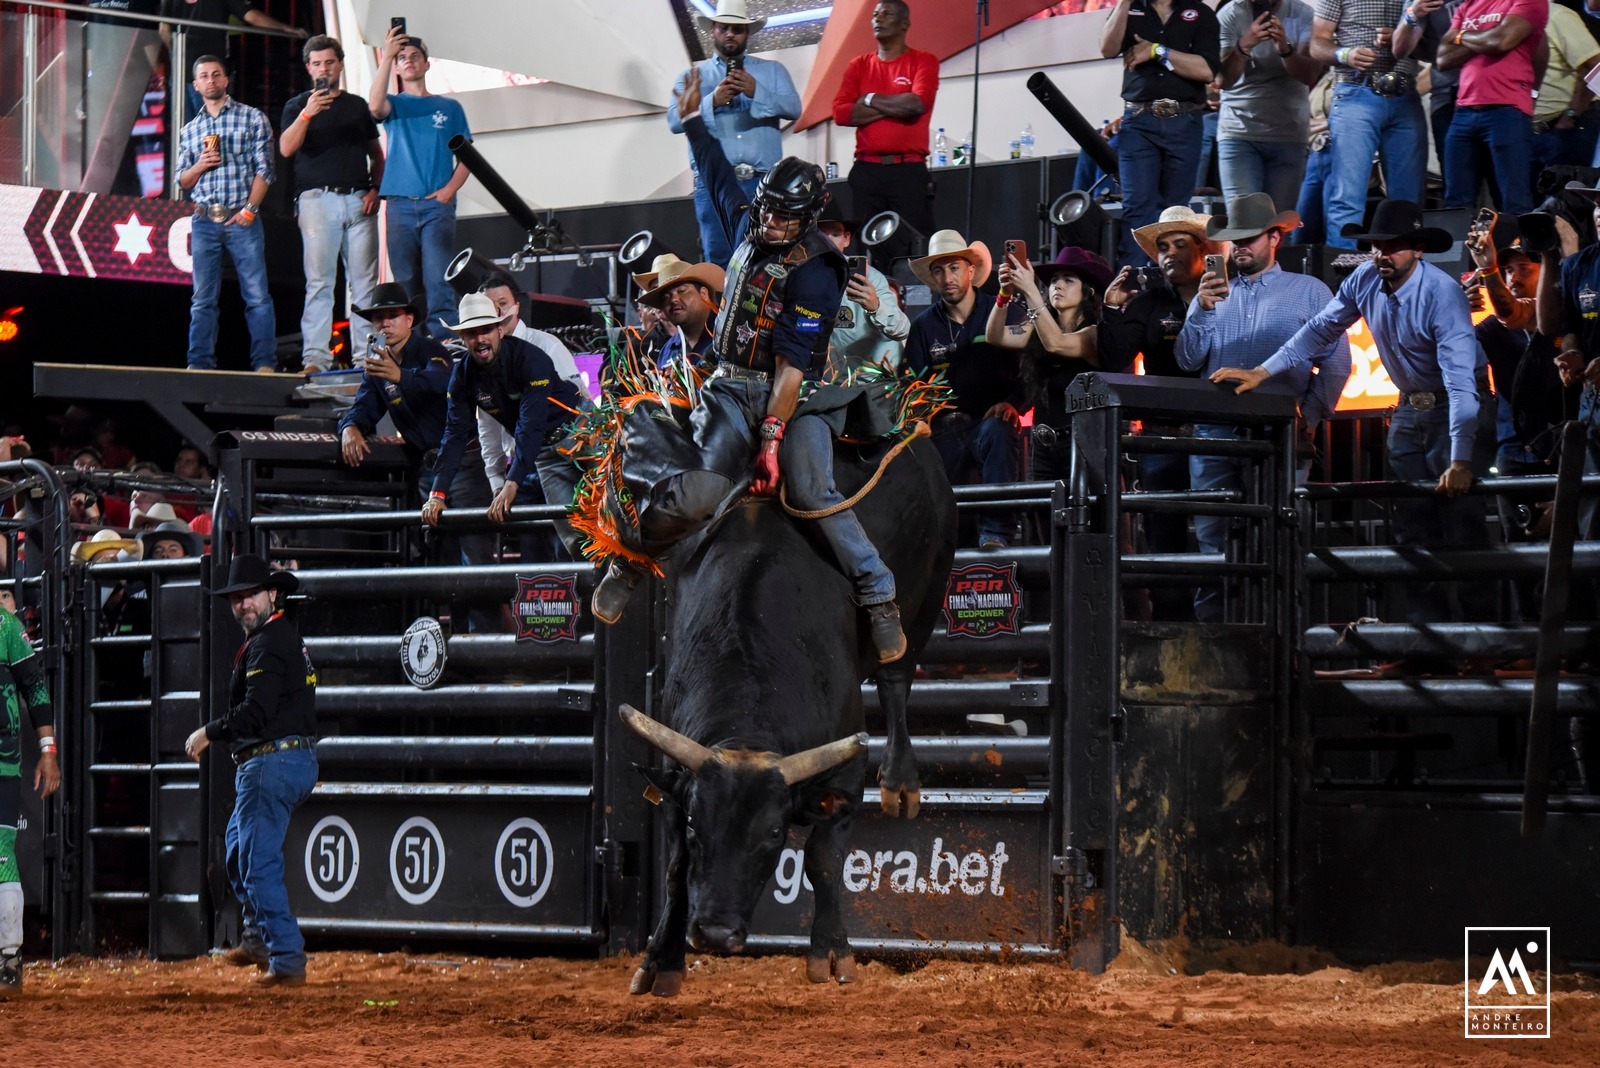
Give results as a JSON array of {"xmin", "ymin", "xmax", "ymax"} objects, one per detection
[
  {"xmin": 1340, "ymin": 199, "xmax": 1453, "ymax": 253},
  {"xmin": 632, "ymin": 253, "xmax": 687, "ymax": 292},
  {"xmin": 352, "ymin": 282, "xmax": 425, "ymax": 322},
  {"xmin": 910, "ymin": 230, "xmax": 993, "ymax": 289},
  {"xmin": 1132, "ymin": 206, "xmax": 1213, "ymax": 263},
  {"xmin": 1031, "ymin": 246, "xmax": 1114, "ymax": 291},
  {"xmin": 1206, "ymin": 192, "xmax": 1302, "ymax": 243},
  {"xmin": 129, "ymin": 501, "xmax": 179, "ymax": 530},
  {"xmin": 74, "ymin": 527, "xmax": 141, "ymax": 563},
  {"xmin": 211, "ymin": 553, "xmax": 298, "ymax": 597},
  {"xmin": 697, "ymin": 0, "xmax": 766, "ymax": 33},
  {"xmin": 638, "ymin": 260, "xmax": 727, "ymax": 309},
  {"xmin": 442, "ymin": 292, "xmax": 505, "ymax": 333}
]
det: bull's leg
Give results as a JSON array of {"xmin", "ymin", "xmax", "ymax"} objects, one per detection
[
  {"xmin": 874, "ymin": 659, "xmax": 921, "ymax": 818},
  {"xmin": 631, "ymin": 812, "xmax": 689, "ymax": 997},
  {"xmin": 802, "ymin": 812, "xmax": 857, "ymax": 984}
]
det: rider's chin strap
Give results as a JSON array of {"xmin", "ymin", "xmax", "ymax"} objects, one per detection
[{"xmin": 779, "ymin": 421, "xmax": 932, "ymax": 520}]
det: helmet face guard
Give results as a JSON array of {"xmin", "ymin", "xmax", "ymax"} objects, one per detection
[{"xmin": 751, "ymin": 157, "xmax": 829, "ymax": 248}]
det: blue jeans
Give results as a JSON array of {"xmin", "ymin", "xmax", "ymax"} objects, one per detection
[
  {"xmin": 1190, "ymin": 423, "xmax": 1245, "ymax": 623},
  {"xmin": 384, "ymin": 196, "xmax": 456, "ymax": 340},
  {"xmin": 1219, "ymin": 139, "xmax": 1308, "ymax": 219},
  {"xmin": 1532, "ymin": 111, "xmax": 1600, "ymax": 181},
  {"xmin": 1326, "ymin": 84, "xmax": 1427, "ymax": 249},
  {"xmin": 225, "ymin": 746, "xmax": 318, "ymax": 976},
  {"xmin": 1196, "ymin": 109, "xmax": 1220, "ymax": 191},
  {"xmin": 298, "ymin": 189, "xmax": 380, "ymax": 370},
  {"xmin": 693, "ymin": 172, "xmax": 761, "ymax": 268},
  {"xmin": 1117, "ymin": 109, "xmax": 1204, "ymax": 264},
  {"xmin": 1073, "ymin": 133, "xmax": 1119, "ymax": 197},
  {"xmin": 1296, "ymin": 146, "xmax": 1333, "ymax": 245},
  {"xmin": 933, "ymin": 415, "xmax": 1019, "ymax": 546},
  {"xmin": 780, "ymin": 414, "xmax": 896, "ymax": 605},
  {"xmin": 418, "ymin": 449, "xmax": 498, "ymax": 632},
  {"xmin": 1134, "ymin": 446, "xmax": 1192, "ymax": 620},
  {"xmin": 188, "ymin": 214, "xmax": 277, "ymax": 370},
  {"xmin": 1444, "ymin": 105, "xmax": 1534, "ymax": 215}
]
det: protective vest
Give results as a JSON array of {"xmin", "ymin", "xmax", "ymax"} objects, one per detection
[{"xmin": 713, "ymin": 226, "xmax": 844, "ymax": 373}]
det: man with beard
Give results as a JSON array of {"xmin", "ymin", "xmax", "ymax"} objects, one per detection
[
  {"xmin": 1214, "ymin": 199, "xmax": 1488, "ymax": 633},
  {"xmin": 186, "ymin": 555, "xmax": 317, "ymax": 986},
  {"xmin": 1176, "ymin": 193, "xmax": 1350, "ymax": 621},
  {"xmin": 668, "ymin": 0, "xmax": 801, "ymax": 267},
  {"xmin": 638, "ymin": 260, "xmax": 726, "ymax": 370}
]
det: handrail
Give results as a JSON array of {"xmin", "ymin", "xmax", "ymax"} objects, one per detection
[
  {"xmin": 1297, "ymin": 474, "xmax": 1600, "ymax": 501},
  {"xmin": 0, "ymin": 0, "xmax": 302, "ymax": 37}
]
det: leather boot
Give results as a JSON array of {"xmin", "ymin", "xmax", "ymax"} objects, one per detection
[
  {"xmin": 0, "ymin": 951, "xmax": 21, "ymax": 996},
  {"xmin": 866, "ymin": 602, "xmax": 907, "ymax": 663},
  {"xmin": 222, "ymin": 937, "xmax": 269, "ymax": 969},
  {"xmin": 591, "ymin": 559, "xmax": 644, "ymax": 625}
]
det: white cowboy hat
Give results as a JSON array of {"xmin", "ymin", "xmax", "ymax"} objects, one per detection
[
  {"xmin": 632, "ymin": 253, "xmax": 688, "ymax": 292},
  {"xmin": 442, "ymin": 292, "xmax": 505, "ymax": 333},
  {"xmin": 697, "ymin": 0, "xmax": 766, "ymax": 33},
  {"xmin": 1132, "ymin": 205, "xmax": 1213, "ymax": 263},
  {"xmin": 74, "ymin": 527, "xmax": 141, "ymax": 563},
  {"xmin": 909, "ymin": 230, "xmax": 993, "ymax": 289},
  {"xmin": 638, "ymin": 260, "xmax": 728, "ymax": 309}
]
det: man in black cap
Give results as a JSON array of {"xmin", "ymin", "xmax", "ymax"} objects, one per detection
[{"xmin": 185, "ymin": 554, "xmax": 317, "ymax": 986}]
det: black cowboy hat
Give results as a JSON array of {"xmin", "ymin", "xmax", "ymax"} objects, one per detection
[
  {"xmin": 212, "ymin": 553, "xmax": 298, "ymax": 596},
  {"xmin": 352, "ymin": 282, "xmax": 425, "ymax": 321},
  {"xmin": 1340, "ymin": 199, "xmax": 1454, "ymax": 254},
  {"xmin": 818, "ymin": 200, "xmax": 859, "ymax": 232}
]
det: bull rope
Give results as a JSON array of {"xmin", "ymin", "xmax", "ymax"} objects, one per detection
[{"xmin": 778, "ymin": 420, "xmax": 931, "ymax": 520}]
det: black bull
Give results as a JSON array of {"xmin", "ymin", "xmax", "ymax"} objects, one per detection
[{"xmin": 620, "ymin": 434, "xmax": 957, "ymax": 995}]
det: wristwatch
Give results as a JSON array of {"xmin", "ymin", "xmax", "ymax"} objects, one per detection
[
  {"xmin": 1565, "ymin": 107, "xmax": 1581, "ymax": 121},
  {"xmin": 246, "ymin": 202, "xmax": 261, "ymax": 214}
]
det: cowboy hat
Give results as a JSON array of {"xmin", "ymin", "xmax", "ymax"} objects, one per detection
[
  {"xmin": 818, "ymin": 200, "xmax": 860, "ymax": 233},
  {"xmin": 212, "ymin": 553, "xmax": 298, "ymax": 597},
  {"xmin": 1206, "ymin": 192, "xmax": 1302, "ymax": 243},
  {"xmin": 1031, "ymin": 246, "xmax": 1113, "ymax": 291},
  {"xmin": 697, "ymin": 0, "xmax": 766, "ymax": 33},
  {"xmin": 632, "ymin": 252, "xmax": 687, "ymax": 292},
  {"xmin": 1340, "ymin": 199, "xmax": 1454, "ymax": 253},
  {"xmin": 910, "ymin": 230, "xmax": 993, "ymax": 289},
  {"xmin": 638, "ymin": 260, "xmax": 727, "ymax": 309},
  {"xmin": 138, "ymin": 520, "xmax": 203, "ymax": 559},
  {"xmin": 73, "ymin": 527, "xmax": 140, "ymax": 563},
  {"xmin": 130, "ymin": 501, "xmax": 179, "ymax": 530},
  {"xmin": 1132, "ymin": 206, "xmax": 1213, "ymax": 263},
  {"xmin": 352, "ymin": 282, "xmax": 425, "ymax": 321},
  {"xmin": 442, "ymin": 292, "xmax": 505, "ymax": 333}
]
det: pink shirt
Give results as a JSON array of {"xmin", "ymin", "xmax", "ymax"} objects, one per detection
[{"xmin": 1452, "ymin": 0, "xmax": 1548, "ymax": 114}]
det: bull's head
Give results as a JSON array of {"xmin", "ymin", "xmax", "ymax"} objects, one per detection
[{"xmin": 619, "ymin": 704, "xmax": 864, "ymax": 954}]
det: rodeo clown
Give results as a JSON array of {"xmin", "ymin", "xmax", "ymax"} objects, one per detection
[{"xmin": 586, "ymin": 65, "xmax": 909, "ymax": 662}]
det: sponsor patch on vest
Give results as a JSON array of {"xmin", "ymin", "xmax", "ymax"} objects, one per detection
[
  {"xmin": 765, "ymin": 264, "xmax": 789, "ymax": 279},
  {"xmin": 837, "ymin": 305, "xmax": 856, "ymax": 327},
  {"xmin": 1581, "ymin": 285, "xmax": 1598, "ymax": 318},
  {"xmin": 737, "ymin": 322, "xmax": 758, "ymax": 347},
  {"xmin": 794, "ymin": 304, "xmax": 824, "ymax": 334}
]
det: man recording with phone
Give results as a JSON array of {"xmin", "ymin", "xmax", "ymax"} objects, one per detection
[
  {"xmin": 817, "ymin": 203, "xmax": 909, "ymax": 372},
  {"xmin": 281, "ymin": 34, "xmax": 384, "ymax": 373},
  {"xmin": 1216, "ymin": 0, "xmax": 1323, "ymax": 213}
]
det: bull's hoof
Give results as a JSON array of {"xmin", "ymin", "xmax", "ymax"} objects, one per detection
[
  {"xmin": 879, "ymin": 784, "xmax": 921, "ymax": 819},
  {"xmin": 629, "ymin": 965, "xmax": 684, "ymax": 997},
  {"xmin": 806, "ymin": 951, "xmax": 857, "ymax": 985}
]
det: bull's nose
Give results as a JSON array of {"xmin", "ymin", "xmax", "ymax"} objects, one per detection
[{"xmin": 694, "ymin": 924, "xmax": 747, "ymax": 953}]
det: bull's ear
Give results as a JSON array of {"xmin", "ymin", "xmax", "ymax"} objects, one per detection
[{"xmin": 635, "ymin": 762, "xmax": 682, "ymax": 803}]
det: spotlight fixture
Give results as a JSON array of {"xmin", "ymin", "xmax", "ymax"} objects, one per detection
[
  {"xmin": 1047, "ymin": 191, "xmax": 1113, "ymax": 262},
  {"xmin": 861, "ymin": 211, "xmax": 927, "ymax": 257},
  {"xmin": 444, "ymin": 248, "xmax": 503, "ymax": 297}
]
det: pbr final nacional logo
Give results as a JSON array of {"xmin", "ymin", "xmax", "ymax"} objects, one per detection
[
  {"xmin": 513, "ymin": 574, "xmax": 580, "ymax": 643},
  {"xmin": 400, "ymin": 617, "xmax": 447, "ymax": 688},
  {"xmin": 943, "ymin": 562, "xmax": 1022, "ymax": 638},
  {"xmin": 1464, "ymin": 927, "xmax": 1551, "ymax": 1038}
]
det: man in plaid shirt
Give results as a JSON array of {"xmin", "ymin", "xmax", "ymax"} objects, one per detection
[{"xmin": 177, "ymin": 55, "xmax": 278, "ymax": 371}]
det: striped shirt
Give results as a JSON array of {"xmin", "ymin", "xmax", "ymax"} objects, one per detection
[
  {"xmin": 178, "ymin": 96, "xmax": 274, "ymax": 207},
  {"xmin": 1313, "ymin": 0, "xmax": 1420, "ymax": 85},
  {"xmin": 1176, "ymin": 263, "xmax": 1351, "ymax": 428}
]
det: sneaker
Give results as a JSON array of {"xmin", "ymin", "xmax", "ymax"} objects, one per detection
[
  {"xmin": 866, "ymin": 601, "xmax": 907, "ymax": 664},
  {"xmin": 222, "ymin": 939, "xmax": 269, "ymax": 969},
  {"xmin": 591, "ymin": 560, "xmax": 643, "ymax": 625},
  {"xmin": 0, "ymin": 951, "xmax": 20, "ymax": 996},
  {"xmin": 256, "ymin": 970, "xmax": 307, "ymax": 988}
]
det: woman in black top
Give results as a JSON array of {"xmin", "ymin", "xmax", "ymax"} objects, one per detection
[{"xmin": 984, "ymin": 246, "xmax": 1112, "ymax": 480}]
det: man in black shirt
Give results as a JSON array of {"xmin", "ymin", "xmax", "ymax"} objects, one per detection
[
  {"xmin": 185, "ymin": 555, "xmax": 317, "ymax": 987},
  {"xmin": 904, "ymin": 229, "xmax": 1021, "ymax": 550},
  {"xmin": 281, "ymin": 34, "xmax": 384, "ymax": 372},
  {"xmin": 1098, "ymin": 0, "xmax": 1220, "ymax": 263},
  {"xmin": 160, "ymin": 0, "xmax": 305, "ymax": 119}
]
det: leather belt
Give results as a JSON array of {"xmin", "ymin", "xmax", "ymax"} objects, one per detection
[
  {"xmin": 854, "ymin": 153, "xmax": 925, "ymax": 164},
  {"xmin": 193, "ymin": 203, "xmax": 243, "ymax": 222},
  {"xmin": 710, "ymin": 363, "xmax": 771, "ymax": 383},
  {"xmin": 1124, "ymin": 99, "xmax": 1206, "ymax": 119},
  {"xmin": 1401, "ymin": 390, "xmax": 1448, "ymax": 411},
  {"xmin": 233, "ymin": 735, "xmax": 315, "ymax": 765},
  {"xmin": 732, "ymin": 163, "xmax": 766, "ymax": 181}
]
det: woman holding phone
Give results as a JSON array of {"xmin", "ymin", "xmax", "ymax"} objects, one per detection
[{"xmin": 984, "ymin": 246, "xmax": 1111, "ymax": 479}]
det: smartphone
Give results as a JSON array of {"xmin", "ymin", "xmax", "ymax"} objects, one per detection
[
  {"xmin": 1003, "ymin": 239, "xmax": 1027, "ymax": 265},
  {"xmin": 727, "ymin": 54, "xmax": 745, "ymax": 72},
  {"xmin": 1204, "ymin": 253, "xmax": 1229, "ymax": 285},
  {"xmin": 1474, "ymin": 206, "xmax": 1498, "ymax": 234},
  {"xmin": 390, "ymin": 16, "xmax": 407, "ymax": 39},
  {"xmin": 312, "ymin": 76, "xmax": 329, "ymax": 91},
  {"xmin": 847, "ymin": 255, "xmax": 869, "ymax": 280}
]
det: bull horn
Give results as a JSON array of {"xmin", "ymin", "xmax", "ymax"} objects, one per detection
[
  {"xmin": 776, "ymin": 732, "xmax": 869, "ymax": 786},
  {"xmin": 619, "ymin": 704, "xmax": 714, "ymax": 773}
]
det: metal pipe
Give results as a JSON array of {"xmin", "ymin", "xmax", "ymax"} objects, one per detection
[
  {"xmin": 305, "ymin": 633, "xmax": 595, "ymax": 672},
  {"xmin": 449, "ymin": 135, "xmax": 543, "ymax": 235},
  {"xmin": 1305, "ymin": 543, "xmax": 1600, "ymax": 582},
  {"xmin": 1310, "ymin": 677, "xmax": 1600, "ymax": 716},
  {"xmin": 252, "ymin": 503, "xmax": 569, "ymax": 530},
  {"xmin": 315, "ymin": 683, "xmax": 593, "ymax": 716},
  {"xmin": 314, "ymin": 736, "xmax": 594, "ymax": 769},
  {"xmin": 1026, "ymin": 71, "xmax": 1118, "ymax": 178},
  {"xmin": 1302, "ymin": 623, "xmax": 1600, "ymax": 660},
  {"xmin": 1121, "ymin": 435, "xmax": 1277, "ymax": 458},
  {"xmin": 21, "ymin": 11, "xmax": 37, "ymax": 186},
  {"xmin": 1298, "ymin": 474, "xmax": 1600, "ymax": 501},
  {"xmin": 293, "ymin": 562, "xmax": 592, "ymax": 599}
]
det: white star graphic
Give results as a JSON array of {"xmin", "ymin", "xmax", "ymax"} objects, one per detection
[{"xmin": 112, "ymin": 212, "xmax": 154, "ymax": 265}]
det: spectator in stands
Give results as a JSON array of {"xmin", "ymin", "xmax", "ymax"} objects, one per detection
[
  {"xmin": 91, "ymin": 418, "xmax": 136, "ymax": 469},
  {"xmin": 667, "ymin": 1, "xmax": 801, "ymax": 267},
  {"xmin": 177, "ymin": 55, "xmax": 277, "ymax": 372},
  {"xmin": 1297, "ymin": 68, "xmax": 1336, "ymax": 243},
  {"xmin": 1432, "ymin": 0, "xmax": 1546, "ymax": 216},
  {"xmin": 129, "ymin": 500, "xmax": 180, "ymax": 531},
  {"xmin": 1531, "ymin": 3, "xmax": 1600, "ymax": 180},
  {"xmin": 637, "ymin": 260, "xmax": 725, "ymax": 372},
  {"xmin": 832, "ymin": 0, "xmax": 939, "ymax": 270},
  {"xmin": 1099, "ymin": 0, "xmax": 1221, "ymax": 263},
  {"xmin": 74, "ymin": 528, "xmax": 140, "ymax": 564},
  {"xmin": 158, "ymin": 0, "xmax": 305, "ymax": 120},
  {"xmin": 818, "ymin": 204, "xmax": 909, "ymax": 373},
  {"xmin": 368, "ymin": 27, "xmax": 470, "ymax": 341},
  {"xmin": 1177, "ymin": 193, "xmax": 1351, "ymax": 620},
  {"xmin": 479, "ymin": 272, "xmax": 589, "ymax": 399},
  {"xmin": 1214, "ymin": 200, "xmax": 1492, "ymax": 631},
  {"xmin": 173, "ymin": 444, "xmax": 210, "ymax": 482},
  {"xmin": 280, "ymin": 34, "xmax": 384, "ymax": 373},
  {"xmin": 1314, "ymin": 0, "xmax": 1430, "ymax": 249},
  {"xmin": 71, "ymin": 446, "xmax": 103, "ymax": 473},
  {"xmin": 67, "ymin": 488, "xmax": 103, "ymax": 533},
  {"xmin": 139, "ymin": 520, "xmax": 203, "ymax": 560},
  {"xmin": 1099, "ymin": 206, "xmax": 1211, "ymax": 619},
  {"xmin": 985, "ymin": 247, "xmax": 1112, "ymax": 483},
  {"xmin": 1216, "ymin": 0, "xmax": 1323, "ymax": 214},
  {"xmin": 903, "ymin": 230, "xmax": 1020, "ymax": 551}
]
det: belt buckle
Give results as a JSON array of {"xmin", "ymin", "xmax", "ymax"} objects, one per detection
[
  {"xmin": 1032, "ymin": 424, "xmax": 1058, "ymax": 448},
  {"xmin": 733, "ymin": 163, "xmax": 756, "ymax": 181},
  {"xmin": 207, "ymin": 203, "xmax": 228, "ymax": 223},
  {"xmin": 1152, "ymin": 99, "xmax": 1179, "ymax": 119},
  {"xmin": 1409, "ymin": 392, "xmax": 1437, "ymax": 412}
]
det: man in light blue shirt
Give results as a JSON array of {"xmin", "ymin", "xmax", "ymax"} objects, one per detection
[
  {"xmin": 818, "ymin": 205, "xmax": 909, "ymax": 372},
  {"xmin": 666, "ymin": 1, "xmax": 801, "ymax": 267},
  {"xmin": 1177, "ymin": 193, "xmax": 1350, "ymax": 620},
  {"xmin": 1213, "ymin": 199, "xmax": 1491, "ymax": 628}
]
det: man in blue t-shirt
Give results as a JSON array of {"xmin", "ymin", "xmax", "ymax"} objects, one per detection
[{"xmin": 367, "ymin": 25, "xmax": 470, "ymax": 340}]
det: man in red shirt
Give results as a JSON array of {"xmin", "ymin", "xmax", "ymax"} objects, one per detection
[
  {"xmin": 1435, "ymin": 0, "xmax": 1546, "ymax": 214},
  {"xmin": 832, "ymin": 1, "xmax": 939, "ymax": 268}
]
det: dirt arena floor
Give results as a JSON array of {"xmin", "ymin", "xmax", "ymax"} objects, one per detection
[{"xmin": 4, "ymin": 938, "xmax": 1597, "ymax": 1067}]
